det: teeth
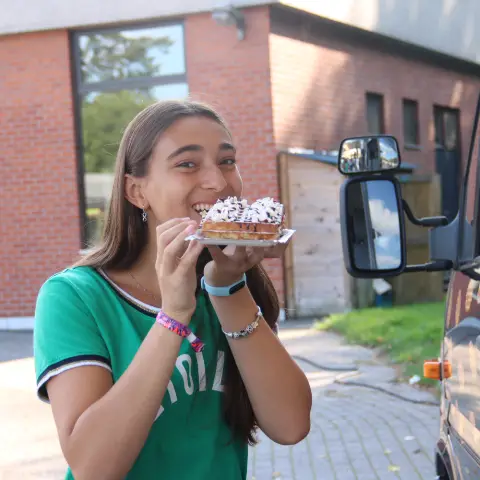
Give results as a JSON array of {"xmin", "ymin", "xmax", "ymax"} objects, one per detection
[{"xmin": 193, "ymin": 203, "xmax": 213, "ymax": 212}]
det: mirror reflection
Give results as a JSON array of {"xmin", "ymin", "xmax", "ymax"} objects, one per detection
[
  {"xmin": 339, "ymin": 136, "xmax": 400, "ymax": 174},
  {"xmin": 347, "ymin": 180, "xmax": 402, "ymax": 271}
]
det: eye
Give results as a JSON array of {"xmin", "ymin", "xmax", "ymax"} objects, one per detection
[
  {"xmin": 176, "ymin": 161, "xmax": 197, "ymax": 169},
  {"xmin": 220, "ymin": 158, "xmax": 237, "ymax": 166}
]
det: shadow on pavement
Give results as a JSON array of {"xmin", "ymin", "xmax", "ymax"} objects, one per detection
[{"xmin": 0, "ymin": 331, "xmax": 33, "ymax": 363}]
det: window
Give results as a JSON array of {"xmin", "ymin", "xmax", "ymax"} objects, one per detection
[
  {"xmin": 74, "ymin": 22, "xmax": 189, "ymax": 247},
  {"xmin": 433, "ymin": 106, "xmax": 461, "ymax": 224},
  {"xmin": 434, "ymin": 106, "xmax": 460, "ymax": 151},
  {"xmin": 403, "ymin": 99, "xmax": 419, "ymax": 146},
  {"xmin": 366, "ymin": 93, "xmax": 384, "ymax": 135}
]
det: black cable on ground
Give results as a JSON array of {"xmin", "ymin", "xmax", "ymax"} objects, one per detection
[
  {"xmin": 292, "ymin": 354, "xmax": 357, "ymax": 372},
  {"xmin": 292, "ymin": 354, "xmax": 440, "ymax": 407}
]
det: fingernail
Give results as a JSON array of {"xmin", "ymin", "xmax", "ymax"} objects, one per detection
[{"xmin": 185, "ymin": 225, "xmax": 196, "ymax": 234}]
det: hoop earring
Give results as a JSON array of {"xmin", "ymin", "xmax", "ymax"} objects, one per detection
[{"xmin": 142, "ymin": 208, "xmax": 148, "ymax": 223}]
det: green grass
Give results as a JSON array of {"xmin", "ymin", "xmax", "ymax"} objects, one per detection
[{"xmin": 316, "ymin": 302, "xmax": 445, "ymax": 386}]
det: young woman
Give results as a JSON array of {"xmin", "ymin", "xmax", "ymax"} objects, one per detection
[{"xmin": 34, "ymin": 100, "xmax": 312, "ymax": 480}]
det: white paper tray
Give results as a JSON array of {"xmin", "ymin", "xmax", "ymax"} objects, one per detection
[{"xmin": 186, "ymin": 228, "xmax": 296, "ymax": 247}]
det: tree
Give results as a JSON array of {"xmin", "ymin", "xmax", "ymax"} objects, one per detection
[
  {"xmin": 79, "ymin": 32, "xmax": 174, "ymax": 83},
  {"xmin": 79, "ymin": 30, "xmax": 177, "ymax": 172},
  {"xmin": 81, "ymin": 90, "xmax": 156, "ymax": 173}
]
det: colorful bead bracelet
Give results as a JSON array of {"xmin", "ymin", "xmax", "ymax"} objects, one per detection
[{"xmin": 156, "ymin": 310, "xmax": 204, "ymax": 353}]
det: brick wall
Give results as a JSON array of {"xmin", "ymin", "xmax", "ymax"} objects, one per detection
[
  {"xmin": 4, "ymin": 7, "xmax": 480, "ymax": 319},
  {"xmin": 269, "ymin": 10, "xmax": 480, "ymax": 174},
  {"xmin": 0, "ymin": 30, "xmax": 80, "ymax": 319},
  {"xmin": 185, "ymin": 7, "xmax": 285, "ymax": 303},
  {"xmin": 0, "ymin": 8, "xmax": 286, "ymax": 319}
]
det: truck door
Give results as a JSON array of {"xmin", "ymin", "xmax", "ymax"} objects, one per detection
[{"xmin": 444, "ymin": 117, "xmax": 480, "ymax": 478}]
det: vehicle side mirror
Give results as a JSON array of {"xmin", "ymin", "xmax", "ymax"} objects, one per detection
[
  {"xmin": 340, "ymin": 176, "xmax": 407, "ymax": 278},
  {"xmin": 338, "ymin": 135, "xmax": 401, "ymax": 175}
]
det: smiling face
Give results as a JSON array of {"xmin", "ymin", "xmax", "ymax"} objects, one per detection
[{"xmin": 128, "ymin": 115, "xmax": 243, "ymax": 225}]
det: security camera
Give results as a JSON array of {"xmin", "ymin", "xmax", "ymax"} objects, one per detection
[
  {"xmin": 211, "ymin": 5, "xmax": 245, "ymax": 40},
  {"xmin": 212, "ymin": 8, "xmax": 235, "ymax": 26}
]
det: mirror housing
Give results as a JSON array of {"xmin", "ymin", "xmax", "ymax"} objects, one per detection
[
  {"xmin": 340, "ymin": 175, "xmax": 407, "ymax": 278},
  {"xmin": 338, "ymin": 135, "xmax": 401, "ymax": 175}
]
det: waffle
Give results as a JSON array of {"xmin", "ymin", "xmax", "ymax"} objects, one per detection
[{"xmin": 200, "ymin": 197, "xmax": 285, "ymax": 240}]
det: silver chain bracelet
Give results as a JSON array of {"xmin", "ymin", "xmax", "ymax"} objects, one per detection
[{"xmin": 222, "ymin": 306, "xmax": 263, "ymax": 339}]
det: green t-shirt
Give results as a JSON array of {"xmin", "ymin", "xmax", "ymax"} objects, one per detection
[{"xmin": 34, "ymin": 266, "xmax": 247, "ymax": 479}]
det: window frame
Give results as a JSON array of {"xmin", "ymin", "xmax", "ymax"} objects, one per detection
[
  {"xmin": 70, "ymin": 19, "xmax": 188, "ymax": 249},
  {"xmin": 365, "ymin": 92, "xmax": 385, "ymax": 135},
  {"xmin": 402, "ymin": 98, "xmax": 420, "ymax": 147},
  {"xmin": 72, "ymin": 19, "xmax": 187, "ymax": 95}
]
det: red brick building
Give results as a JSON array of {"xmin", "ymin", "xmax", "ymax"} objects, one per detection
[{"xmin": 1, "ymin": 1, "xmax": 480, "ymax": 327}]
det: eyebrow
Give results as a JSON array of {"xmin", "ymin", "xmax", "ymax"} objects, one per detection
[
  {"xmin": 167, "ymin": 142, "xmax": 236, "ymax": 161},
  {"xmin": 220, "ymin": 142, "xmax": 236, "ymax": 153}
]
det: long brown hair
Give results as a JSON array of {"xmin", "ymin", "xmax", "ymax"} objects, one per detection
[{"xmin": 76, "ymin": 100, "xmax": 279, "ymax": 445}]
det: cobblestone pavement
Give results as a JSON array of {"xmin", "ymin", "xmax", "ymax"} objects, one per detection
[
  {"xmin": 247, "ymin": 368, "xmax": 438, "ymax": 480},
  {"xmin": 0, "ymin": 325, "xmax": 440, "ymax": 479},
  {"xmin": 247, "ymin": 325, "xmax": 439, "ymax": 480}
]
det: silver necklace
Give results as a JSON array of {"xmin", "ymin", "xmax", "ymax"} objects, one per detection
[{"xmin": 128, "ymin": 272, "xmax": 160, "ymax": 302}]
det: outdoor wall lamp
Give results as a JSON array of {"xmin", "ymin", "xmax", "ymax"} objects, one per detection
[{"xmin": 212, "ymin": 5, "xmax": 246, "ymax": 40}]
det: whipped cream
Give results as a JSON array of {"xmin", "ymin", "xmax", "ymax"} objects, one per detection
[
  {"xmin": 250, "ymin": 197, "xmax": 284, "ymax": 223},
  {"xmin": 203, "ymin": 196, "xmax": 284, "ymax": 224}
]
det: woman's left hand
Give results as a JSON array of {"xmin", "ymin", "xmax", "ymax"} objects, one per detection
[{"xmin": 204, "ymin": 242, "xmax": 288, "ymax": 286}]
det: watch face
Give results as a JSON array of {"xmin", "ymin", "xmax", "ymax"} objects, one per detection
[{"xmin": 229, "ymin": 281, "xmax": 246, "ymax": 295}]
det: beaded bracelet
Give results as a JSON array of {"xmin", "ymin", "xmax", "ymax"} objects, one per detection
[
  {"xmin": 222, "ymin": 306, "xmax": 263, "ymax": 340},
  {"xmin": 156, "ymin": 310, "xmax": 205, "ymax": 353}
]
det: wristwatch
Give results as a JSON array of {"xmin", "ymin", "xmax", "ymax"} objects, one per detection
[{"xmin": 200, "ymin": 274, "xmax": 247, "ymax": 297}]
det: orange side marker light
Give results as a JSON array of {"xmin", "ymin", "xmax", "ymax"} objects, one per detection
[{"xmin": 424, "ymin": 360, "xmax": 452, "ymax": 380}]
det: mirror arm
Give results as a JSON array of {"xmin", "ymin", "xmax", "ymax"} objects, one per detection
[
  {"xmin": 402, "ymin": 200, "xmax": 449, "ymax": 227},
  {"xmin": 404, "ymin": 260, "xmax": 453, "ymax": 273}
]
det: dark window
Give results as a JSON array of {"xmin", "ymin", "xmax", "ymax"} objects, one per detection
[
  {"xmin": 366, "ymin": 93, "xmax": 384, "ymax": 134},
  {"xmin": 434, "ymin": 106, "xmax": 460, "ymax": 151},
  {"xmin": 403, "ymin": 99, "xmax": 419, "ymax": 145},
  {"xmin": 433, "ymin": 106, "xmax": 461, "ymax": 225},
  {"xmin": 73, "ymin": 22, "xmax": 188, "ymax": 248}
]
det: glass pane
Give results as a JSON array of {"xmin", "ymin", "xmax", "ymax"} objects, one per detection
[
  {"xmin": 78, "ymin": 24, "xmax": 186, "ymax": 84},
  {"xmin": 366, "ymin": 94, "xmax": 384, "ymax": 135},
  {"xmin": 81, "ymin": 84, "xmax": 189, "ymax": 246},
  {"xmin": 444, "ymin": 111, "xmax": 459, "ymax": 151},
  {"xmin": 403, "ymin": 100, "xmax": 419, "ymax": 145},
  {"xmin": 434, "ymin": 109, "xmax": 443, "ymax": 147}
]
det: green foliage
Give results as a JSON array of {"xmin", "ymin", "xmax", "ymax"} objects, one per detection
[
  {"xmin": 316, "ymin": 303, "xmax": 445, "ymax": 385},
  {"xmin": 80, "ymin": 32, "xmax": 173, "ymax": 83},
  {"xmin": 82, "ymin": 90, "xmax": 156, "ymax": 173},
  {"xmin": 79, "ymin": 31, "xmax": 174, "ymax": 173}
]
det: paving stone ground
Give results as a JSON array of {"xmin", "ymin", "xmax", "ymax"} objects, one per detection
[
  {"xmin": 0, "ymin": 325, "xmax": 440, "ymax": 479},
  {"xmin": 247, "ymin": 324, "xmax": 439, "ymax": 480}
]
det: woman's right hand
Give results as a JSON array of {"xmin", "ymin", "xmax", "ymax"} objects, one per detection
[{"xmin": 155, "ymin": 218, "xmax": 204, "ymax": 325}]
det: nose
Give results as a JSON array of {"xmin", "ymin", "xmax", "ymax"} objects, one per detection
[{"xmin": 200, "ymin": 164, "xmax": 227, "ymax": 192}]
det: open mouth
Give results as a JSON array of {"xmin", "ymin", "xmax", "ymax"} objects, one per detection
[
  {"xmin": 192, "ymin": 197, "xmax": 232, "ymax": 220},
  {"xmin": 192, "ymin": 203, "xmax": 215, "ymax": 220}
]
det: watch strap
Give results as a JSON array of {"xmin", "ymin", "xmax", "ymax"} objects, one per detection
[{"xmin": 201, "ymin": 273, "xmax": 247, "ymax": 296}]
